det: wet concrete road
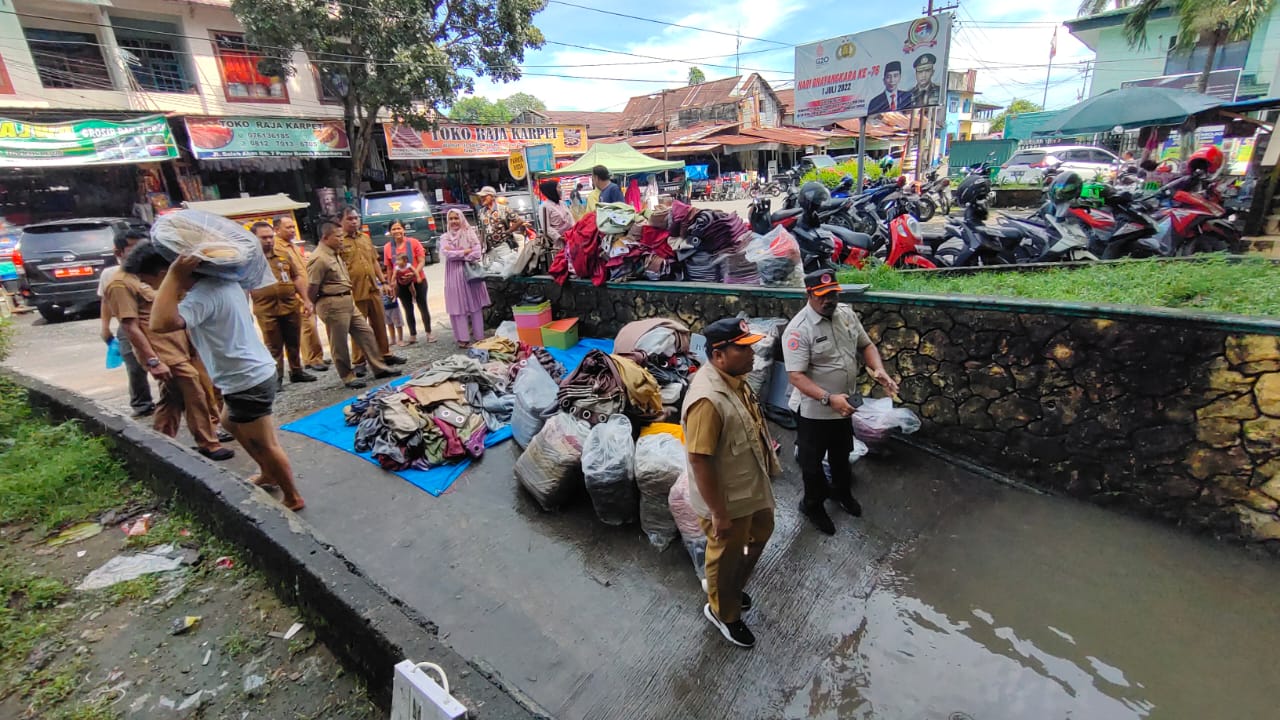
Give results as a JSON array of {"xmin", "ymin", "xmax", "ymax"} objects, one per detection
[{"xmin": 8, "ymin": 313, "xmax": 1280, "ymax": 720}]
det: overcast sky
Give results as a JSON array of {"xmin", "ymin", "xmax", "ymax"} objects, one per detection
[{"xmin": 466, "ymin": 0, "xmax": 1098, "ymax": 116}]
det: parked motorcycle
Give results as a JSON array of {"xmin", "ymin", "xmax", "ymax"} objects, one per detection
[
  {"xmin": 885, "ymin": 215, "xmax": 938, "ymax": 269},
  {"xmin": 921, "ymin": 169, "xmax": 952, "ymax": 218},
  {"xmin": 934, "ymin": 173, "xmax": 1040, "ymax": 267}
]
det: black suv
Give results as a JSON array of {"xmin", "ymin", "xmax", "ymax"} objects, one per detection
[{"xmin": 18, "ymin": 218, "xmax": 145, "ymax": 322}]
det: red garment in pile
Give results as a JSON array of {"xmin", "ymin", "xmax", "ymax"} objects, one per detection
[{"xmin": 550, "ymin": 213, "xmax": 608, "ymax": 286}]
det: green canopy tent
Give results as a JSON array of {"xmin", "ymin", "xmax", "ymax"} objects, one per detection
[
  {"xmin": 543, "ymin": 141, "xmax": 684, "ymax": 177},
  {"xmin": 1032, "ymin": 86, "xmax": 1223, "ymax": 137}
]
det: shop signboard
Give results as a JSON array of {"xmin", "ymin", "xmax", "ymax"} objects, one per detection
[
  {"xmin": 184, "ymin": 117, "xmax": 350, "ymax": 159},
  {"xmin": 0, "ymin": 115, "xmax": 178, "ymax": 167},
  {"xmin": 383, "ymin": 123, "xmax": 589, "ymax": 159},
  {"xmin": 794, "ymin": 14, "xmax": 953, "ymax": 127},
  {"xmin": 1121, "ymin": 69, "xmax": 1241, "ymax": 103},
  {"xmin": 524, "ymin": 143, "xmax": 555, "ymax": 173},
  {"xmin": 508, "ymin": 149, "xmax": 527, "ymax": 180}
]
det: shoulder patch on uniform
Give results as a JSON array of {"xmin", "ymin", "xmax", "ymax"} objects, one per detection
[{"xmin": 786, "ymin": 332, "xmax": 802, "ymax": 351}]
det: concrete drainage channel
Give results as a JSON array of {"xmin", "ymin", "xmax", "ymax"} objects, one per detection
[{"xmin": 6, "ymin": 369, "xmax": 553, "ymax": 720}]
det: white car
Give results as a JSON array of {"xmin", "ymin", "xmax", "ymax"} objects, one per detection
[{"xmin": 996, "ymin": 145, "xmax": 1120, "ymax": 187}]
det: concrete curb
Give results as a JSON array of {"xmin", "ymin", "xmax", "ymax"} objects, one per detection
[{"xmin": 5, "ymin": 368, "xmax": 555, "ymax": 720}]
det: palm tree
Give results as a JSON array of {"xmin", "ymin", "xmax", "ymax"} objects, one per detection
[{"xmin": 1076, "ymin": 0, "xmax": 1276, "ymax": 93}]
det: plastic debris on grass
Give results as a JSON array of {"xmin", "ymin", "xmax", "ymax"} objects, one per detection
[
  {"xmin": 77, "ymin": 543, "xmax": 185, "ymax": 590},
  {"xmin": 46, "ymin": 521, "xmax": 103, "ymax": 547}
]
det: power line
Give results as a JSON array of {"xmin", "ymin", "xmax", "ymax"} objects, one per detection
[{"xmin": 545, "ymin": 0, "xmax": 791, "ymax": 47}]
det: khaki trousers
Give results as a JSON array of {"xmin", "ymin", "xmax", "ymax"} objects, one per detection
[
  {"xmin": 256, "ymin": 310, "xmax": 303, "ymax": 377},
  {"xmin": 317, "ymin": 296, "xmax": 390, "ymax": 382},
  {"xmin": 351, "ymin": 295, "xmax": 390, "ymax": 366},
  {"xmin": 153, "ymin": 358, "xmax": 221, "ymax": 452},
  {"xmin": 699, "ymin": 507, "xmax": 774, "ymax": 624},
  {"xmin": 300, "ymin": 311, "xmax": 326, "ymax": 367}
]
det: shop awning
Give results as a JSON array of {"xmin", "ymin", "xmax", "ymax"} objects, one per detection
[
  {"xmin": 0, "ymin": 115, "xmax": 178, "ymax": 168},
  {"xmin": 182, "ymin": 193, "xmax": 309, "ymax": 218},
  {"xmin": 544, "ymin": 141, "xmax": 683, "ymax": 177},
  {"xmin": 184, "ymin": 117, "xmax": 349, "ymax": 160}
]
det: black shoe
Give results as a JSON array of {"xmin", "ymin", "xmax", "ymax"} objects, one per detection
[
  {"xmin": 353, "ymin": 365, "xmax": 368, "ymax": 378},
  {"xmin": 198, "ymin": 447, "xmax": 235, "ymax": 461},
  {"xmin": 290, "ymin": 371, "xmax": 318, "ymax": 383},
  {"xmin": 343, "ymin": 379, "xmax": 367, "ymax": 389},
  {"xmin": 216, "ymin": 429, "xmax": 235, "ymax": 443},
  {"xmin": 131, "ymin": 405, "xmax": 155, "ymax": 418},
  {"xmin": 306, "ymin": 364, "xmax": 330, "ymax": 372},
  {"xmin": 372, "ymin": 369, "xmax": 400, "ymax": 380},
  {"xmin": 836, "ymin": 494, "xmax": 863, "ymax": 517},
  {"xmin": 741, "ymin": 591, "xmax": 753, "ymax": 612},
  {"xmin": 703, "ymin": 603, "xmax": 755, "ymax": 648},
  {"xmin": 800, "ymin": 500, "xmax": 836, "ymax": 535},
  {"xmin": 383, "ymin": 355, "xmax": 407, "ymax": 366}
]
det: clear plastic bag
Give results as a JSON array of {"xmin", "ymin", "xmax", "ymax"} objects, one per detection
[
  {"xmin": 851, "ymin": 397, "xmax": 922, "ymax": 445},
  {"xmin": 581, "ymin": 414, "xmax": 636, "ymax": 526},
  {"xmin": 514, "ymin": 412, "xmax": 590, "ymax": 511},
  {"xmin": 635, "ymin": 434, "xmax": 684, "ymax": 549},
  {"xmin": 669, "ymin": 472, "xmax": 708, "ymax": 581},
  {"xmin": 743, "ymin": 225, "xmax": 800, "ymax": 263},
  {"xmin": 150, "ymin": 209, "xmax": 271, "ymax": 290},
  {"xmin": 495, "ymin": 320, "xmax": 519, "ymax": 343},
  {"xmin": 511, "ymin": 360, "xmax": 560, "ymax": 448}
]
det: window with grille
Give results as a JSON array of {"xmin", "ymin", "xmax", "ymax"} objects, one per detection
[
  {"xmin": 24, "ymin": 28, "xmax": 114, "ymax": 90},
  {"xmin": 113, "ymin": 18, "xmax": 192, "ymax": 93},
  {"xmin": 212, "ymin": 31, "xmax": 287, "ymax": 102}
]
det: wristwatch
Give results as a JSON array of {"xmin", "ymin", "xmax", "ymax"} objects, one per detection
[
  {"xmin": 145, "ymin": 357, "xmax": 161, "ymax": 369},
  {"xmin": 820, "ymin": 392, "xmax": 832, "ymax": 406}
]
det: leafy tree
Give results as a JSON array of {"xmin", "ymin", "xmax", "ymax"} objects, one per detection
[
  {"xmin": 688, "ymin": 66, "xmax": 706, "ymax": 85},
  {"xmin": 231, "ymin": 0, "xmax": 545, "ymax": 189},
  {"xmin": 449, "ymin": 97, "xmax": 515, "ymax": 123},
  {"xmin": 1076, "ymin": 0, "xmax": 1275, "ymax": 93},
  {"xmin": 505, "ymin": 92, "xmax": 547, "ymax": 115},
  {"xmin": 990, "ymin": 98, "xmax": 1043, "ymax": 133}
]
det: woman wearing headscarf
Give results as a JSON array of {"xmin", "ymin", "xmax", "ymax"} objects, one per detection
[
  {"xmin": 538, "ymin": 178, "xmax": 574, "ymax": 260},
  {"xmin": 440, "ymin": 209, "xmax": 491, "ymax": 348}
]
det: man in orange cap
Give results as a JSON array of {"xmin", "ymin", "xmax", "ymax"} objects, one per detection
[
  {"xmin": 682, "ymin": 317, "xmax": 782, "ymax": 649},
  {"xmin": 784, "ymin": 270, "xmax": 899, "ymax": 535}
]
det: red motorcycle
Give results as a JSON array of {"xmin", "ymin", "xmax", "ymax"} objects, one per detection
[
  {"xmin": 1151, "ymin": 146, "xmax": 1244, "ymax": 256},
  {"xmin": 886, "ymin": 214, "xmax": 937, "ymax": 269}
]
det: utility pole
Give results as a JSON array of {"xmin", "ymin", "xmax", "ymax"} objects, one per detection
[
  {"xmin": 735, "ymin": 24, "xmax": 741, "ymax": 76},
  {"xmin": 921, "ymin": 0, "xmax": 955, "ymax": 172},
  {"xmin": 1043, "ymin": 26, "xmax": 1057, "ymax": 109},
  {"xmin": 661, "ymin": 88, "xmax": 669, "ymax": 160}
]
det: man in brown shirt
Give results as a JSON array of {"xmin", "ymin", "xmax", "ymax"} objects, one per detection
[
  {"xmin": 307, "ymin": 222, "xmax": 399, "ymax": 389},
  {"xmin": 338, "ymin": 206, "xmax": 404, "ymax": 373},
  {"xmin": 682, "ymin": 318, "xmax": 781, "ymax": 649},
  {"xmin": 275, "ymin": 216, "xmax": 329, "ymax": 371},
  {"xmin": 249, "ymin": 221, "xmax": 317, "ymax": 388},
  {"xmin": 105, "ymin": 240, "xmax": 232, "ymax": 461}
]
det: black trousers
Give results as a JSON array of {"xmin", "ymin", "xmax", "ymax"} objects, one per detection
[
  {"xmin": 796, "ymin": 415, "xmax": 855, "ymax": 509},
  {"xmin": 117, "ymin": 331, "xmax": 154, "ymax": 413},
  {"xmin": 396, "ymin": 281, "xmax": 431, "ymax": 337}
]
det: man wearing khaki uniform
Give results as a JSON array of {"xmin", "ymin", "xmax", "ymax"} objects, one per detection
[
  {"xmin": 249, "ymin": 222, "xmax": 317, "ymax": 389},
  {"xmin": 275, "ymin": 216, "xmax": 329, "ymax": 371},
  {"xmin": 337, "ymin": 206, "xmax": 404, "ymax": 371},
  {"xmin": 682, "ymin": 317, "xmax": 781, "ymax": 650},
  {"xmin": 307, "ymin": 223, "xmax": 398, "ymax": 389}
]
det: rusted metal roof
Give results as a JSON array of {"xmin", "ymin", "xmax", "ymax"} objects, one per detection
[
  {"xmin": 539, "ymin": 111, "xmax": 622, "ymax": 137},
  {"xmin": 617, "ymin": 75, "xmax": 757, "ymax": 132}
]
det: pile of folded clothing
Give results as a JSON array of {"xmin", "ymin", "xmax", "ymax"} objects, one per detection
[
  {"xmin": 344, "ymin": 355, "xmax": 514, "ymax": 471},
  {"xmin": 613, "ymin": 318, "xmax": 701, "ymax": 418}
]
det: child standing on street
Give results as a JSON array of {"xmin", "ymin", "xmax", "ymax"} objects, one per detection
[{"xmin": 384, "ymin": 267, "xmax": 406, "ymax": 348}]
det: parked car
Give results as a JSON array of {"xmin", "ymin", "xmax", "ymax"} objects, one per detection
[
  {"xmin": 996, "ymin": 145, "xmax": 1120, "ymax": 187},
  {"xmin": 794, "ymin": 154, "xmax": 838, "ymax": 175},
  {"xmin": 17, "ymin": 217, "xmax": 145, "ymax": 322},
  {"xmin": 360, "ymin": 189, "xmax": 441, "ymax": 263},
  {"xmin": 497, "ymin": 190, "xmax": 537, "ymax": 227}
]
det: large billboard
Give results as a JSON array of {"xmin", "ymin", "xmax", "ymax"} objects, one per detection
[
  {"xmin": 184, "ymin": 117, "xmax": 349, "ymax": 159},
  {"xmin": 383, "ymin": 123, "xmax": 589, "ymax": 160},
  {"xmin": 1121, "ymin": 69, "xmax": 1241, "ymax": 103},
  {"xmin": 0, "ymin": 115, "xmax": 178, "ymax": 167},
  {"xmin": 794, "ymin": 15, "xmax": 953, "ymax": 127}
]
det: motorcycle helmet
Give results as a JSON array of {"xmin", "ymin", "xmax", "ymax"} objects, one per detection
[
  {"xmin": 955, "ymin": 173, "xmax": 991, "ymax": 206},
  {"xmin": 798, "ymin": 181, "xmax": 831, "ymax": 227},
  {"xmin": 1049, "ymin": 171, "xmax": 1083, "ymax": 204},
  {"xmin": 1188, "ymin": 145, "xmax": 1224, "ymax": 175}
]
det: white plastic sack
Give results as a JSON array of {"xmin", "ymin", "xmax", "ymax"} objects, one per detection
[
  {"xmin": 496, "ymin": 321, "xmax": 519, "ymax": 343},
  {"xmin": 852, "ymin": 397, "xmax": 922, "ymax": 445},
  {"xmin": 511, "ymin": 360, "xmax": 560, "ymax": 448},
  {"xmin": 635, "ymin": 434, "xmax": 684, "ymax": 549},
  {"xmin": 581, "ymin": 415, "xmax": 636, "ymax": 526},
  {"xmin": 667, "ymin": 472, "xmax": 703, "ymax": 540},
  {"xmin": 150, "ymin": 209, "xmax": 271, "ymax": 290},
  {"xmin": 514, "ymin": 412, "xmax": 590, "ymax": 511}
]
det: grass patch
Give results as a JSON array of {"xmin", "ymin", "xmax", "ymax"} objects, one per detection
[
  {"xmin": 837, "ymin": 256, "xmax": 1280, "ymax": 317},
  {"xmin": 106, "ymin": 575, "xmax": 161, "ymax": 604},
  {"xmin": 222, "ymin": 627, "xmax": 268, "ymax": 659},
  {"xmin": 0, "ymin": 379, "xmax": 142, "ymax": 532},
  {"xmin": 50, "ymin": 697, "xmax": 122, "ymax": 720}
]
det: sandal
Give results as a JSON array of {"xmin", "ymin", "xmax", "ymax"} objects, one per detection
[
  {"xmin": 406, "ymin": 336, "xmax": 419, "ymax": 345},
  {"xmin": 427, "ymin": 333, "xmax": 438, "ymax": 343},
  {"xmin": 284, "ymin": 497, "xmax": 306, "ymax": 512},
  {"xmin": 396, "ymin": 340, "xmax": 409, "ymax": 347}
]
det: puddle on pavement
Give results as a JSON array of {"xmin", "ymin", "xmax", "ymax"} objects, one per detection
[{"xmin": 785, "ymin": 487, "xmax": 1280, "ymax": 720}]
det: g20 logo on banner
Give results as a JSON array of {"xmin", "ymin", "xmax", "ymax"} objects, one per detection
[
  {"xmin": 904, "ymin": 17, "xmax": 941, "ymax": 52},
  {"xmin": 814, "ymin": 43, "xmax": 830, "ymax": 66}
]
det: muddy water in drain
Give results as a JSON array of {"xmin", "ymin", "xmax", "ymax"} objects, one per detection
[{"xmin": 785, "ymin": 489, "xmax": 1280, "ymax": 719}]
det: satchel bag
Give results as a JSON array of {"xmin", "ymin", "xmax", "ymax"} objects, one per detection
[{"xmin": 463, "ymin": 260, "xmax": 487, "ymax": 282}]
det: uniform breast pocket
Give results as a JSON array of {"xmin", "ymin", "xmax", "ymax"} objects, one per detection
[{"xmin": 812, "ymin": 338, "xmax": 835, "ymax": 357}]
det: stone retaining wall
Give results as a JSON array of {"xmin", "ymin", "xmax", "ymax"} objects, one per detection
[{"xmin": 488, "ymin": 277, "xmax": 1280, "ymax": 551}]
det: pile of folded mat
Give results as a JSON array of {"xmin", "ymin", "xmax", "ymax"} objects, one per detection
[
  {"xmin": 549, "ymin": 200, "xmax": 799, "ymax": 288},
  {"xmin": 512, "ymin": 319, "xmax": 703, "ymax": 556}
]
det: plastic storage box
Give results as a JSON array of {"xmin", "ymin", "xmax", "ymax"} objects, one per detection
[
  {"xmin": 517, "ymin": 326, "xmax": 544, "ymax": 346},
  {"xmin": 513, "ymin": 301, "xmax": 552, "ymax": 330},
  {"xmin": 541, "ymin": 318, "xmax": 579, "ymax": 349}
]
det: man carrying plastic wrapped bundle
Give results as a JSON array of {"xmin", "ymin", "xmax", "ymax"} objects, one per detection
[
  {"xmin": 307, "ymin": 223, "xmax": 401, "ymax": 389},
  {"xmin": 783, "ymin": 271, "xmax": 899, "ymax": 535},
  {"xmin": 337, "ymin": 207, "xmax": 405, "ymax": 374},
  {"xmin": 151, "ymin": 251, "xmax": 306, "ymax": 512},
  {"xmin": 106, "ymin": 242, "xmax": 233, "ymax": 461},
  {"xmin": 249, "ymin": 222, "xmax": 317, "ymax": 390},
  {"xmin": 682, "ymin": 318, "xmax": 781, "ymax": 649}
]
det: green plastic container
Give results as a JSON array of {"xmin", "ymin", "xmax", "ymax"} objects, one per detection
[{"xmin": 541, "ymin": 318, "xmax": 579, "ymax": 350}]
